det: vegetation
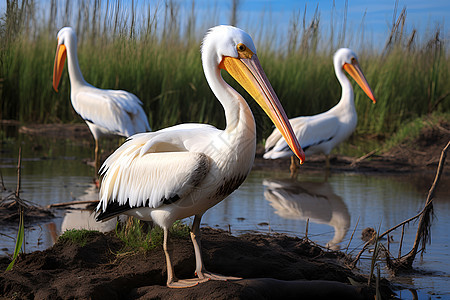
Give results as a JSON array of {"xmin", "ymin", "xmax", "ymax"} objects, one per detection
[
  {"xmin": 5, "ymin": 207, "xmax": 24, "ymax": 271},
  {"xmin": 58, "ymin": 229, "xmax": 98, "ymax": 247},
  {"xmin": 382, "ymin": 112, "xmax": 449, "ymax": 152},
  {"xmin": 0, "ymin": 0, "xmax": 448, "ymax": 144},
  {"xmin": 4, "ymin": 148, "xmax": 25, "ymax": 271},
  {"xmin": 115, "ymin": 219, "xmax": 190, "ymax": 252}
]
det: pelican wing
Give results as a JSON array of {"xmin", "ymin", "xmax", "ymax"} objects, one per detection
[
  {"xmin": 293, "ymin": 114, "xmax": 340, "ymax": 149},
  {"xmin": 97, "ymin": 126, "xmax": 218, "ymax": 218},
  {"xmin": 73, "ymin": 89, "xmax": 150, "ymax": 137},
  {"xmin": 264, "ymin": 114, "xmax": 339, "ymax": 158}
]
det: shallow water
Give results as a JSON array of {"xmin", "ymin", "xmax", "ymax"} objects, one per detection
[
  {"xmin": 204, "ymin": 171, "xmax": 450, "ymax": 299},
  {"xmin": 0, "ymin": 132, "xmax": 449, "ymax": 299}
]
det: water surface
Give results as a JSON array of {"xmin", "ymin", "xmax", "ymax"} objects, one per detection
[{"xmin": 1, "ymin": 132, "xmax": 449, "ymax": 299}]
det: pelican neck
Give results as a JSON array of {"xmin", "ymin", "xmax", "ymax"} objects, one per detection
[
  {"xmin": 64, "ymin": 36, "xmax": 88, "ymax": 89},
  {"xmin": 203, "ymin": 63, "xmax": 256, "ymax": 135},
  {"xmin": 334, "ymin": 65, "xmax": 355, "ymax": 110}
]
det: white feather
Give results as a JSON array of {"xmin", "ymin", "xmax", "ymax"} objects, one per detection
[
  {"xmin": 97, "ymin": 123, "xmax": 225, "ymax": 214},
  {"xmin": 93, "ymin": 25, "xmax": 303, "ymax": 286},
  {"xmin": 73, "ymin": 88, "xmax": 149, "ymax": 137},
  {"xmin": 265, "ymin": 113, "xmax": 340, "ymax": 159},
  {"xmin": 264, "ymin": 48, "xmax": 375, "ymax": 161},
  {"xmin": 55, "ymin": 27, "xmax": 150, "ymax": 140}
]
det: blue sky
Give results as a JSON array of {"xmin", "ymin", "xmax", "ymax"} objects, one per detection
[
  {"xmin": 204, "ymin": 0, "xmax": 449, "ymax": 32},
  {"xmin": 2, "ymin": 0, "xmax": 448, "ymax": 49},
  {"xmin": 196, "ymin": 0, "xmax": 447, "ymax": 42},
  {"xmin": 175, "ymin": 0, "xmax": 449, "ymax": 50}
]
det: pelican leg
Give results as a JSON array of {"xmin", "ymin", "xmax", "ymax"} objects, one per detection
[
  {"xmin": 191, "ymin": 215, "xmax": 241, "ymax": 281},
  {"xmin": 164, "ymin": 227, "xmax": 205, "ymax": 288},
  {"xmin": 290, "ymin": 155, "xmax": 300, "ymax": 178},
  {"xmin": 93, "ymin": 139, "xmax": 101, "ymax": 188},
  {"xmin": 324, "ymin": 168, "xmax": 330, "ymax": 182},
  {"xmin": 94, "ymin": 138, "xmax": 100, "ymax": 176},
  {"xmin": 325, "ymin": 155, "xmax": 330, "ymax": 170}
]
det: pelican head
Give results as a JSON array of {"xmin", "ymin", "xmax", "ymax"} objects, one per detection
[
  {"xmin": 334, "ymin": 48, "xmax": 376, "ymax": 103},
  {"xmin": 53, "ymin": 27, "xmax": 76, "ymax": 92},
  {"xmin": 202, "ymin": 25, "xmax": 305, "ymax": 163}
]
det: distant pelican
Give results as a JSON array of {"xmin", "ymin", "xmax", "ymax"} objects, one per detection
[
  {"xmin": 263, "ymin": 178, "xmax": 350, "ymax": 250},
  {"xmin": 95, "ymin": 25, "xmax": 305, "ymax": 288},
  {"xmin": 52, "ymin": 27, "xmax": 150, "ymax": 174},
  {"xmin": 264, "ymin": 48, "xmax": 376, "ymax": 176}
]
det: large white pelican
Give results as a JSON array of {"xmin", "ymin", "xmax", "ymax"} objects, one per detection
[
  {"xmin": 263, "ymin": 48, "xmax": 376, "ymax": 175},
  {"xmin": 95, "ymin": 25, "xmax": 305, "ymax": 288},
  {"xmin": 52, "ymin": 27, "xmax": 151, "ymax": 173}
]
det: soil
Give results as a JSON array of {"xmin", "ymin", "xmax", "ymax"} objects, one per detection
[
  {"xmin": 0, "ymin": 228, "xmax": 394, "ymax": 299},
  {"xmin": 0, "ymin": 120, "xmax": 448, "ymax": 299}
]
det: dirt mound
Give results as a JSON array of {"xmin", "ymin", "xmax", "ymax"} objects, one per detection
[
  {"xmin": 385, "ymin": 120, "xmax": 450, "ymax": 167},
  {"xmin": 0, "ymin": 228, "xmax": 394, "ymax": 299}
]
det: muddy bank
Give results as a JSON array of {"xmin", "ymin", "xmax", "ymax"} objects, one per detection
[
  {"xmin": 14, "ymin": 120, "xmax": 450, "ymax": 174},
  {"xmin": 255, "ymin": 119, "xmax": 449, "ymax": 174},
  {"xmin": 0, "ymin": 228, "xmax": 394, "ymax": 299},
  {"xmin": 18, "ymin": 123, "xmax": 92, "ymax": 140}
]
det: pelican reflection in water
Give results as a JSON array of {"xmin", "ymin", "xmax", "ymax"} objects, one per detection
[
  {"xmin": 263, "ymin": 178, "xmax": 350, "ymax": 250},
  {"xmin": 48, "ymin": 184, "xmax": 125, "ymax": 244}
]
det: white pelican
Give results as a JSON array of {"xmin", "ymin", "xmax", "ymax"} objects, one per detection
[
  {"xmin": 263, "ymin": 48, "xmax": 376, "ymax": 175},
  {"xmin": 263, "ymin": 178, "xmax": 350, "ymax": 250},
  {"xmin": 95, "ymin": 25, "xmax": 305, "ymax": 288},
  {"xmin": 52, "ymin": 27, "xmax": 151, "ymax": 174}
]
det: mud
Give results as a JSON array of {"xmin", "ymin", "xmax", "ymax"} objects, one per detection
[{"xmin": 0, "ymin": 228, "xmax": 394, "ymax": 299}]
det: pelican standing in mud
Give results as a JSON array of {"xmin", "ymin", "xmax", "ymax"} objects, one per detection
[
  {"xmin": 52, "ymin": 27, "xmax": 151, "ymax": 174},
  {"xmin": 264, "ymin": 48, "xmax": 376, "ymax": 176},
  {"xmin": 95, "ymin": 25, "xmax": 305, "ymax": 288}
]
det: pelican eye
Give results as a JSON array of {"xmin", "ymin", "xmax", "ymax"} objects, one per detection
[
  {"xmin": 351, "ymin": 57, "xmax": 357, "ymax": 65},
  {"xmin": 237, "ymin": 43, "xmax": 247, "ymax": 52}
]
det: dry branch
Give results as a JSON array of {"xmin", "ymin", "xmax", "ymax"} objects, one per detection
[
  {"xmin": 351, "ymin": 149, "xmax": 378, "ymax": 167},
  {"xmin": 387, "ymin": 141, "xmax": 449, "ymax": 271},
  {"xmin": 351, "ymin": 141, "xmax": 449, "ymax": 270},
  {"xmin": 1, "ymin": 148, "xmax": 54, "ymax": 222},
  {"xmin": 48, "ymin": 200, "xmax": 99, "ymax": 209}
]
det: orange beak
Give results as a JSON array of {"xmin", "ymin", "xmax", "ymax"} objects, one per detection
[
  {"xmin": 220, "ymin": 53, "xmax": 305, "ymax": 164},
  {"xmin": 53, "ymin": 43, "xmax": 67, "ymax": 92},
  {"xmin": 343, "ymin": 62, "xmax": 376, "ymax": 103}
]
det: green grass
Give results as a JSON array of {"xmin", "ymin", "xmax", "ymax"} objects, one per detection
[
  {"xmin": 331, "ymin": 111, "xmax": 450, "ymax": 157},
  {"xmin": 58, "ymin": 229, "xmax": 98, "ymax": 247},
  {"xmin": 382, "ymin": 112, "xmax": 450, "ymax": 152},
  {"xmin": 52, "ymin": 220, "xmax": 190, "ymax": 253},
  {"xmin": 5, "ymin": 206, "xmax": 24, "ymax": 271},
  {"xmin": 1, "ymin": 0, "xmax": 449, "ymax": 144},
  {"xmin": 115, "ymin": 219, "xmax": 190, "ymax": 253}
]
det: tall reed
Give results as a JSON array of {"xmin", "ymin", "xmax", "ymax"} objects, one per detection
[{"xmin": 1, "ymin": 0, "xmax": 448, "ymax": 141}]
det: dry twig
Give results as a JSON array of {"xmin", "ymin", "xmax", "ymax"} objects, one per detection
[
  {"xmin": 387, "ymin": 141, "xmax": 449, "ymax": 271},
  {"xmin": 351, "ymin": 149, "xmax": 378, "ymax": 167},
  {"xmin": 47, "ymin": 200, "xmax": 99, "ymax": 209},
  {"xmin": 351, "ymin": 141, "xmax": 449, "ymax": 270}
]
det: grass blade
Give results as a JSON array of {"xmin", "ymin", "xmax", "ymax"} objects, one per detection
[{"xmin": 6, "ymin": 207, "xmax": 24, "ymax": 271}]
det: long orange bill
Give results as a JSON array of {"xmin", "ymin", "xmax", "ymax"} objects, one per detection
[
  {"xmin": 220, "ymin": 54, "xmax": 305, "ymax": 164},
  {"xmin": 53, "ymin": 43, "xmax": 67, "ymax": 92},
  {"xmin": 343, "ymin": 62, "xmax": 376, "ymax": 103}
]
